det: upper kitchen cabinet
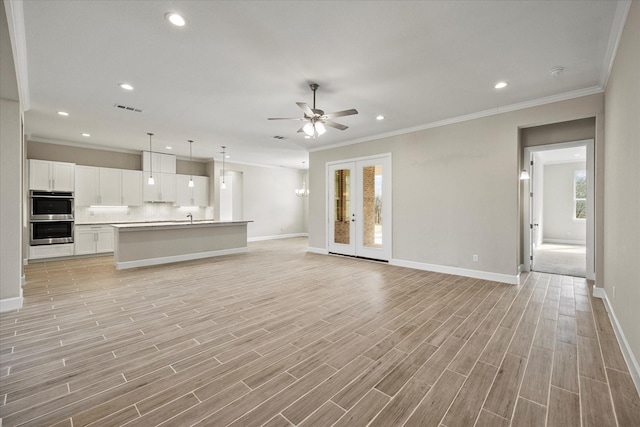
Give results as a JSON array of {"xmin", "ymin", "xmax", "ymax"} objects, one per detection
[
  {"xmin": 142, "ymin": 151, "xmax": 176, "ymax": 174},
  {"xmin": 75, "ymin": 166, "xmax": 142, "ymax": 206},
  {"xmin": 121, "ymin": 170, "xmax": 142, "ymax": 206},
  {"xmin": 29, "ymin": 159, "xmax": 75, "ymax": 191},
  {"xmin": 142, "ymin": 172, "xmax": 176, "ymax": 202},
  {"xmin": 175, "ymin": 174, "xmax": 209, "ymax": 206}
]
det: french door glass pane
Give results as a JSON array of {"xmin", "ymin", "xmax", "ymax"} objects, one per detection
[
  {"xmin": 334, "ymin": 169, "xmax": 350, "ymax": 244},
  {"xmin": 362, "ymin": 165, "xmax": 383, "ymax": 248}
]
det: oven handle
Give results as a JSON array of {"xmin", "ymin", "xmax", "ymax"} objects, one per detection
[{"xmin": 30, "ymin": 191, "xmax": 74, "ymax": 199}]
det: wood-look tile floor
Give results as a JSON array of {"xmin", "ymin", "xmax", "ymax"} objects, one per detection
[{"xmin": 1, "ymin": 237, "xmax": 639, "ymax": 426}]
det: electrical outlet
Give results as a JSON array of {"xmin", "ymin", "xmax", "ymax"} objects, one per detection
[{"xmin": 473, "ymin": 254, "xmax": 478, "ymax": 262}]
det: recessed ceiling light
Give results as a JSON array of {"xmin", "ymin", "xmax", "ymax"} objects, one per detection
[
  {"xmin": 376, "ymin": 115, "xmax": 385, "ymax": 121},
  {"xmin": 225, "ymin": 155, "xmax": 230, "ymax": 159},
  {"xmin": 57, "ymin": 111, "xmax": 69, "ymax": 116},
  {"xmin": 573, "ymin": 153, "xmax": 581, "ymax": 157},
  {"xmin": 165, "ymin": 12, "xmax": 186, "ymax": 27},
  {"xmin": 166, "ymin": 146, "xmax": 172, "ymax": 150},
  {"xmin": 119, "ymin": 83, "xmax": 134, "ymax": 91},
  {"xmin": 81, "ymin": 133, "xmax": 90, "ymax": 137},
  {"xmin": 494, "ymin": 82, "xmax": 508, "ymax": 89}
]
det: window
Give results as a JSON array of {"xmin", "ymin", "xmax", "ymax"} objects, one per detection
[{"xmin": 574, "ymin": 170, "xmax": 586, "ymax": 219}]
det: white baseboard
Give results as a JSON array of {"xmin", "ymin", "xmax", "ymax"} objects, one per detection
[
  {"xmin": 248, "ymin": 233, "xmax": 308, "ymax": 242},
  {"xmin": 115, "ymin": 247, "xmax": 248, "ymax": 270},
  {"xmin": 307, "ymin": 247, "xmax": 329, "ymax": 255},
  {"xmin": 542, "ymin": 239, "xmax": 587, "ymax": 245},
  {"xmin": 593, "ymin": 287, "xmax": 640, "ymax": 394},
  {"xmin": 0, "ymin": 288, "xmax": 23, "ymax": 313},
  {"xmin": 390, "ymin": 259, "xmax": 519, "ymax": 285}
]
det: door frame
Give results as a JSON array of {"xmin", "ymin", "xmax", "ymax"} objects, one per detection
[
  {"xmin": 522, "ymin": 139, "xmax": 594, "ymax": 279},
  {"xmin": 326, "ymin": 153, "xmax": 392, "ymax": 261}
]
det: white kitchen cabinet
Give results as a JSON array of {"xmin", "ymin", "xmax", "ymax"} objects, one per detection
[
  {"xmin": 142, "ymin": 151, "xmax": 176, "ymax": 174},
  {"xmin": 175, "ymin": 174, "xmax": 209, "ymax": 206},
  {"xmin": 142, "ymin": 172, "xmax": 175, "ymax": 202},
  {"xmin": 99, "ymin": 168, "xmax": 121, "ymax": 205},
  {"xmin": 75, "ymin": 166, "xmax": 141, "ymax": 206},
  {"xmin": 75, "ymin": 166, "xmax": 99, "ymax": 206},
  {"xmin": 121, "ymin": 169, "xmax": 142, "ymax": 206},
  {"xmin": 29, "ymin": 243, "xmax": 74, "ymax": 260},
  {"xmin": 75, "ymin": 225, "xmax": 114, "ymax": 255},
  {"xmin": 29, "ymin": 159, "xmax": 75, "ymax": 191}
]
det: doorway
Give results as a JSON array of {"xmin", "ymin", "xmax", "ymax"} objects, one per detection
[
  {"xmin": 523, "ymin": 140, "xmax": 594, "ymax": 278},
  {"xmin": 327, "ymin": 154, "xmax": 392, "ymax": 261},
  {"xmin": 219, "ymin": 170, "xmax": 243, "ymax": 221}
]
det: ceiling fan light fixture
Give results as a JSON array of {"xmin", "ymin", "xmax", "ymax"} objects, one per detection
[
  {"xmin": 315, "ymin": 122, "xmax": 326, "ymax": 135},
  {"xmin": 303, "ymin": 122, "xmax": 315, "ymax": 136}
]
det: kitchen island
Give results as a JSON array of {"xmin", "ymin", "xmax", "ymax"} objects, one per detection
[{"xmin": 112, "ymin": 220, "xmax": 251, "ymax": 269}]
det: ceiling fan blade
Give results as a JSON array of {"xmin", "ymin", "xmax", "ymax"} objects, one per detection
[
  {"xmin": 323, "ymin": 120, "xmax": 348, "ymax": 131},
  {"xmin": 297, "ymin": 126, "xmax": 306, "ymax": 133},
  {"xmin": 267, "ymin": 117, "xmax": 306, "ymax": 121},
  {"xmin": 296, "ymin": 102, "xmax": 315, "ymax": 117},
  {"xmin": 323, "ymin": 108, "xmax": 358, "ymax": 119}
]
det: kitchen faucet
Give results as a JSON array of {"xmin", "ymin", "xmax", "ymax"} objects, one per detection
[{"xmin": 187, "ymin": 213, "xmax": 193, "ymax": 224}]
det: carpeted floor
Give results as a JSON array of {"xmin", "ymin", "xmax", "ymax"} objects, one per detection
[{"xmin": 533, "ymin": 243, "xmax": 586, "ymax": 277}]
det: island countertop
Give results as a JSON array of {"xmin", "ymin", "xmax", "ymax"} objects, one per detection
[
  {"xmin": 112, "ymin": 220, "xmax": 252, "ymax": 269},
  {"xmin": 111, "ymin": 220, "xmax": 252, "ymax": 230}
]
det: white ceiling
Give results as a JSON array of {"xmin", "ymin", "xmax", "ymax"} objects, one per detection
[{"xmin": 16, "ymin": 1, "xmax": 625, "ymax": 169}]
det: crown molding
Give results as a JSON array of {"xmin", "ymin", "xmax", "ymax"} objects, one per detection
[
  {"xmin": 600, "ymin": 0, "xmax": 632, "ymax": 89},
  {"xmin": 309, "ymin": 86, "xmax": 604, "ymax": 153},
  {"xmin": 4, "ymin": 0, "xmax": 30, "ymax": 110}
]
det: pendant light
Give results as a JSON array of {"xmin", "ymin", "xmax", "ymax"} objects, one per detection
[
  {"xmin": 520, "ymin": 170, "xmax": 530, "ymax": 180},
  {"xmin": 221, "ymin": 146, "xmax": 227, "ymax": 190},
  {"xmin": 188, "ymin": 140, "xmax": 194, "ymax": 187},
  {"xmin": 147, "ymin": 132, "xmax": 155, "ymax": 185}
]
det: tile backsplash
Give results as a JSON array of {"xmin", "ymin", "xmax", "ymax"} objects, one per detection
[{"xmin": 76, "ymin": 204, "xmax": 214, "ymax": 224}]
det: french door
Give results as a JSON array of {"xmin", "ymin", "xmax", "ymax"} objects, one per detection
[{"xmin": 328, "ymin": 155, "xmax": 391, "ymax": 261}]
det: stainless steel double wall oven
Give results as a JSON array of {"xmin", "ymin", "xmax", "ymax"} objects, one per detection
[{"xmin": 29, "ymin": 191, "xmax": 74, "ymax": 245}]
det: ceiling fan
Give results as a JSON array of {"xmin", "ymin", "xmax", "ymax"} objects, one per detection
[{"xmin": 268, "ymin": 83, "xmax": 358, "ymax": 138}]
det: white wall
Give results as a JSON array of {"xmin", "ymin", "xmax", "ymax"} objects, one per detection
[
  {"xmin": 603, "ymin": 0, "xmax": 640, "ymax": 387},
  {"xmin": 542, "ymin": 161, "xmax": 586, "ymax": 244},
  {"xmin": 213, "ymin": 161, "xmax": 307, "ymax": 239},
  {"xmin": 309, "ymin": 93, "xmax": 604, "ymax": 283}
]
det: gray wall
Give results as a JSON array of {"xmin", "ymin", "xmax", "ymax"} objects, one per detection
[
  {"xmin": 309, "ymin": 93, "xmax": 604, "ymax": 280},
  {"xmin": 0, "ymin": 98, "xmax": 23, "ymax": 307},
  {"xmin": 604, "ymin": 0, "xmax": 640, "ymax": 384},
  {"xmin": 542, "ymin": 162, "xmax": 587, "ymax": 243},
  {"xmin": 0, "ymin": 0, "xmax": 23, "ymax": 310},
  {"xmin": 28, "ymin": 141, "xmax": 208, "ymax": 176},
  {"xmin": 521, "ymin": 117, "xmax": 596, "ymax": 147}
]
